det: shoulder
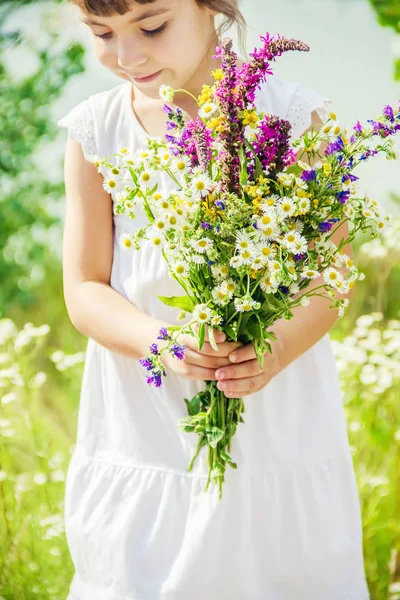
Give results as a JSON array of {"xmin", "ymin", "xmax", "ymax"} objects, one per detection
[
  {"xmin": 255, "ymin": 75, "xmax": 332, "ymax": 139},
  {"xmin": 57, "ymin": 81, "xmax": 129, "ymax": 160}
]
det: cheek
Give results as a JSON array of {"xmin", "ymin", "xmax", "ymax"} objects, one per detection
[{"xmin": 93, "ymin": 41, "xmax": 114, "ymax": 67}]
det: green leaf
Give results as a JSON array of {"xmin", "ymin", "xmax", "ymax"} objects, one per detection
[
  {"xmin": 198, "ymin": 323, "xmax": 206, "ymax": 351},
  {"xmin": 238, "ymin": 145, "xmax": 249, "ymax": 186},
  {"xmin": 205, "ymin": 426, "xmax": 224, "ymax": 449},
  {"xmin": 244, "ymin": 138, "xmax": 263, "ymax": 179},
  {"xmin": 246, "ymin": 317, "xmax": 262, "ymax": 341},
  {"xmin": 224, "ymin": 323, "xmax": 238, "ymax": 342},
  {"xmin": 184, "ymin": 395, "xmax": 201, "ymax": 416},
  {"xmin": 158, "ymin": 295, "xmax": 194, "ymax": 312},
  {"xmin": 208, "ymin": 327, "xmax": 219, "ymax": 351}
]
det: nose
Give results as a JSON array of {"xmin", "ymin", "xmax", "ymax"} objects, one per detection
[{"xmin": 117, "ymin": 36, "xmax": 148, "ymax": 71}]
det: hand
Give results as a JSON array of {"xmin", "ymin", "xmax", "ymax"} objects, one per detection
[
  {"xmin": 214, "ymin": 341, "xmax": 283, "ymax": 398},
  {"xmin": 162, "ymin": 327, "xmax": 243, "ymax": 382}
]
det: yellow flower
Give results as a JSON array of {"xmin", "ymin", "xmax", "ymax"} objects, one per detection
[
  {"xmin": 329, "ymin": 112, "xmax": 337, "ymax": 120},
  {"xmin": 212, "ymin": 68, "xmax": 224, "ymax": 81},
  {"xmin": 242, "ymin": 109, "xmax": 259, "ymax": 129},
  {"xmin": 323, "ymin": 163, "xmax": 332, "ymax": 175}
]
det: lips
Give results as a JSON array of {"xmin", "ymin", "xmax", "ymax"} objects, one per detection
[{"xmin": 129, "ymin": 70, "xmax": 162, "ymax": 83}]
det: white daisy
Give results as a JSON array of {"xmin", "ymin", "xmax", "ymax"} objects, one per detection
[
  {"xmin": 255, "ymin": 241, "xmax": 277, "ymax": 261},
  {"xmin": 157, "ymin": 148, "xmax": 172, "ymax": 167},
  {"xmin": 334, "ymin": 279, "xmax": 350, "ymax": 295},
  {"xmin": 191, "ymin": 237, "xmax": 213, "ymax": 253},
  {"xmin": 159, "ymin": 85, "xmax": 175, "ymax": 102},
  {"xmin": 300, "ymin": 268, "xmax": 320, "ymax": 280},
  {"xmin": 259, "ymin": 273, "xmax": 279, "ymax": 294},
  {"xmin": 211, "ymin": 315, "xmax": 223, "ymax": 327},
  {"xmin": 277, "ymin": 197, "xmax": 296, "ymax": 220},
  {"xmin": 191, "ymin": 173, "xmax": 213, "ymax": 198},
  {"xmin": 234, "ymin": 296, "xmax": 261, "ymax": 313},
  {"xmin": 199, "ymin": 102, "xmax": 218, "ymax": 119},
  {"xmin": 257, "ymin": 223, "xmax": 281, "ymax": 241},
  {"xmin": 237, "ymin": 247, "xmax": 256, "ymax": 266},
  {"xmin": 281, "ymin": 231, "xmax": 301, "ymax": 253},
  {"xmin": 148, "ymin": 232, "xmax": 166, "ymax": 249},
  {"xmin": 172, "ymin": 156, "xmax": 191, "ymax": 174},
  {"xmin": 211, "ymin": 265, "xmax": 229, "ymax": 280},
  {"xmin": 118, "ymin": 233, "xmax": 134, "ymax": 252},
  {"xmin": 171, "ymin": 262, "xmax": 189, "ymax": 278},
  {"xmin": 221, "ymin": 279, "xmax": 237, "ymax": 296},
  {"xmin": 193, "ymin": 304, "xmax": 213, "ymax": 324},
  {"xmin": 103, "ymin": 178, "xmax": 119, "ymax": 195},
  {"xmin": 139, "ymin": 169, "xmax": 157, "ymax": 190},
  {"xmin": 297, "ymin": 197, "xmax": 311, "ymax": 215},
  {"xmin": 256, "ymin": 209, "xmax": 277, "ymax": 231},
  {"xmin": 191, "ymin": 254, "xmax": 206, "ymax": 265},
  {"xmin": 212, "ymin": 286, "xmax": 230, "ymax": 306},
  {"xmin": 235, "ymin": 230, "xmax": 255, "ymax": 251},
  {"xmin": 323, "ymin": 267, "xmax": 343, "ymax": 288},
  {"xmin": 299, "ymin": 295, "xmax": 311, "ymax": 307}
]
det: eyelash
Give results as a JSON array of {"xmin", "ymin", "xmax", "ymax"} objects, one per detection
[{"xmin": 94, "ymin": 23, "xmax": 167, "ymax": 40}]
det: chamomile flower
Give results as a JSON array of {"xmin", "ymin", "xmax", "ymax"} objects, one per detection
[
  {"xmin": 211, "ymin": 315, "xmax": 223, "ymax": 327},
  {"xmin": 193, "ymin": 304, "xmax": 213, "ymax": 324},
  {"xmin": 281, "ymin": 231, "xmax": 302, "ymax": 253},
  {"xmin": 159, "ymin": 85, "xmax": 175, "ymax": 102},
  {"xmin": 119, "ymin": 233, "xmax": 134, "ymax": 252},
  {"xmin": 103, "ymin": 178, "xmax": 119, "ymax": 195},
  {"xmin": 221, "ymin": 279, "xmax": 237, "ymax": 296},
  {"xmin": 297, "ymin": 197, "xmax": 311, "ymax": 215},
  {"xmin": 148, "ymin": 232, "xmax": 166, "ymax": 249},
  {"xmin": 235, "ymin": 230, "xmax": 255, "ymax": 251},
  {"xmin": 191, "ymin": 173, "xmax": 213, "ymax": 198},
  {"xmin": 277, "ymin": 197, "xmax": 296, "ymax": 220},
  {"xmin": 172, "ymin": 156, "xmax": 191, "ymax": 174},
  {"xmin": 323, "ymin": 267, "xmax": 343, "ymax": 288},
  {"xmin": 191, "ymin": 237, "xmax": 213, "ymax": 253},
  {"xmin": 191, "ymin": 254, "xmax": 206, "ymax": 265},
  {"xmin": 256, "ymin": 209, "xmax": 277, "ymax": 231},
  {"xmin": 199, "ymin": 102, "xmax": 218, "ymax": 119},
  {"xmin": 301, "ymin": 268, "xmax": 321, "ymax": 280},
  {"xmin": 259, "ymin": 273, "xmax": 279, "ymax": 293},
  {"xmin": 256, "ymin": 241, "xmax": 277, "ymax": 260},
  {"xmin": 212, "ymin": 286, "xmax": 230, "ymax": 306},
  {"xmin": 234, "ymin": 296, "xmax": 261, "ymax": 312},
  {"xmin": 153, "ymin": 218, "xmax": 167, "ymax": 232},
  {"xmin": 171, "ymin": 262, "xmax": 189, "ymax": 278},
  {"xmin": 257, "ymin": 223, "xmax": 281, "ymax": 241},
  {"xmin": 335, "ymin": 279, "xmax": 350, "ymax": 294},
  {"xmin": 236, "ymin": 247, "xmax": 256, "ymax": 266},
  {"xmin": 211, "ymin": 265, "xmax": 229, "ymax": 280},
  {"xmin": 299, "ymin": 295, "xmax": 311, "ymax": 307},
  {"xmin": 157, "ymin": 148, "xmax": 172, "ymax": 167},
  {"xmin": 139, "ymin": 169, "xmax": 157, "ymax": 190}
]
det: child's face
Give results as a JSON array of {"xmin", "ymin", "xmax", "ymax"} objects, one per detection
[{"xmin": 80, "ymin": 0, "xmax": 218, "ymax": 98}]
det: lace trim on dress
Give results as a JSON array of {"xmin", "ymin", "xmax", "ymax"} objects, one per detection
[
  {"xmin": 286, "ymin": 85, "xmax": 332, "ymax": 141},
  {"xmin": 57, "ymin": 99, "xmax": 97, "ymax": 161}
]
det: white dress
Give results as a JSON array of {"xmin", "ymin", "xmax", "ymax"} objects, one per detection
[{"xmin": 58, "ymin": 75, "xmax": 370, "ymax": 600}]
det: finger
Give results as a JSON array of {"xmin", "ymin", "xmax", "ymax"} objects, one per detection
[
  {"xmin": 183, "ymin": 348, "xmax": 233, "ymax": 370},
  {"xmin": 228, "ymin": 343, "xmax": 257, "ymax": 364},
  {"xmin": 217, "ymin": 373, "xmax": 266, "ymax": 394},
  {"xmin": 215, "ymin": 359, "xmax": 262, "ymax": 381},
  {"xmin": 179, "ymin": 362, "xmax": 218, "ymax": 381}
]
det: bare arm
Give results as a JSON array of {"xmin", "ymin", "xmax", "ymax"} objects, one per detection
[{"xmin": 62, "ymin": 138, "xmax": 166, "ymax": 359}]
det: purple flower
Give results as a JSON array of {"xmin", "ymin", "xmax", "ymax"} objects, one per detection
[
  {"xmin": 320, "ymin": 221, "xmax": 333, "ymax": 232},
  {"xmin": 146, "ymin": 372, "xmax": 162, "ymax": 387},
  {"xmin": 294, "ymin": 253, "xmax": 307, "ymax": 262},
  {"xmin": 337, "ymin": 190, "xmax": 350, "ymax": 204},
  {"xmin": 215, "ymin": 200, "xmax": 226, "ymax": 210},
  {"xmin": 166, "ymin": 121, "xmax": 177, "ymax": 131},
  {"xmin": 353, "ymin": 120, "xmax": 363, "ymax": 133},
  {"xmin": 383, "ymin": 105, "xmax": 394, "ymax": 122},
  {"xmin": 170, "ymin": 343, "xmax": 185, "ymax": 361},
  {"xmin": 201, "ymin": 222, "xmax": 212, "ymax": 230},
  {"xmin": 325, "ymin": 136, "xmax": 344, "ymax": 156},
  {"xmin": 301, "ymin": 169, "xmax": 317, "ymax": 182},
  {"xmin": 157, "ymin": 327, "xmax": 170, "ymax": 341},
  {"xmin": 139, "ymin": 357, "xmax": 153, "ymax": 371},
  {"xmin": 149, "ymin": 343, "xmax": 159, "ymax": 355},
  {"xmin": 278, "ymin": 285, "xmax": 289, "ymax": 295}
]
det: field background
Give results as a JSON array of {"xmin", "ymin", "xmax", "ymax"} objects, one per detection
[{"xmin": 0, "ymin": 0, "xmax": 399, "ymax": 598}]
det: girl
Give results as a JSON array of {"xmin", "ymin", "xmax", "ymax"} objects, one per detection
[{"xmin": 58, "ymin": 0, "xmax": 370, "ymax": 598}]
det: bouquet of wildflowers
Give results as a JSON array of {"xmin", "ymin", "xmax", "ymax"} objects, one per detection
[{"xmin": 97, "ymin": 33, "xmax": 400, "ymax": 499}]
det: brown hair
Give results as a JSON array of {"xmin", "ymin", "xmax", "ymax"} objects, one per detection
[{"xmin": 68, "ymin": 0, "xmax": 247, "ymax": 56}]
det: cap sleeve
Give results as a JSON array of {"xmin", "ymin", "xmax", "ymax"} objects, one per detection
[
  {"xmin": 285, "ymin": 84, "xmax": 332, "ymax": 141},
  {"xmin": 57, "ymin": 98, "xmax": 97, "ymax": 161}
]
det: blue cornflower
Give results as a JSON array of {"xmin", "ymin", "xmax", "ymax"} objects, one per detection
[{"xmin": 278, "ymin": 285, "xmax": 289, "ymax": 295}]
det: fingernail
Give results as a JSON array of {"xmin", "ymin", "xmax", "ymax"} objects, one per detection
[
  {"xmin": 216, "ymin": 370, "xmax": 225, "ymax": 380},
  {"xmin": 230, "ymin": 354, "xmax": 237, "ymax": 362}
]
